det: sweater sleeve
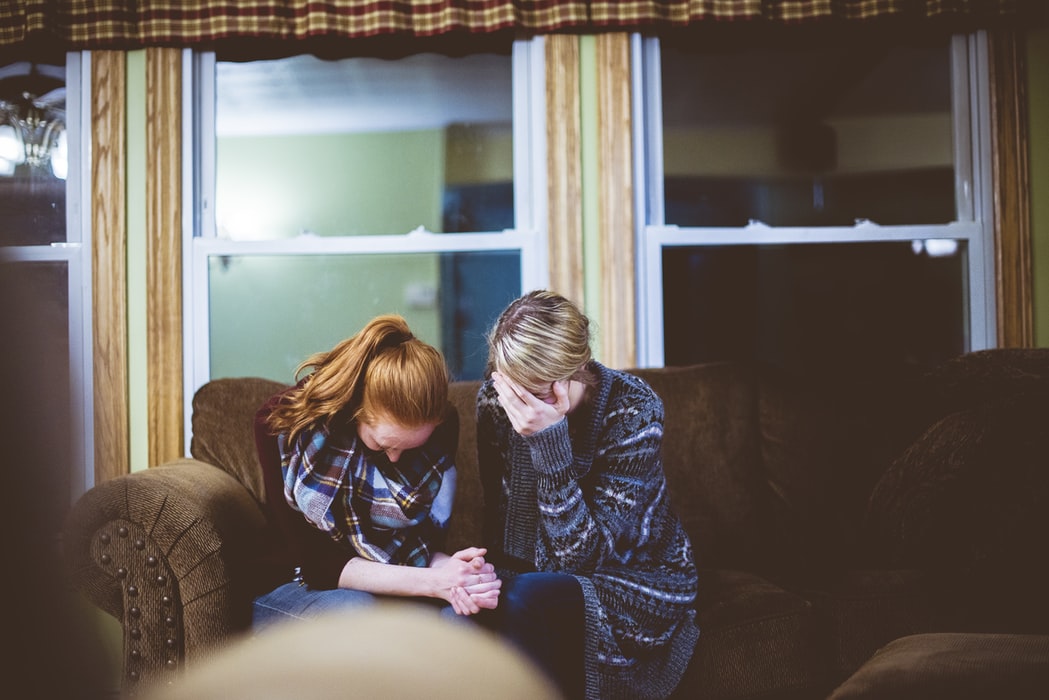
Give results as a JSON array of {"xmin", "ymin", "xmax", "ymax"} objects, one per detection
[{"xmin": 527, "ymin": 385, "xmax": 667, "ymax": 574}]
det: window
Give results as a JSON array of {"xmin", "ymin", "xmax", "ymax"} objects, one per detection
[
  {"xmin": 636, "ymin": 32, "xmax": 994, "ymax": 373},
  {"xmin": 186, "ymin": 42, "xmax": 546, "ymax": 415},
  {"xmin": 0, "ymin": 55, "xmax": 92, "ymax": 522}
]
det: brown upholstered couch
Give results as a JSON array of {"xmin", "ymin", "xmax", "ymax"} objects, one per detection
[{"xmin": 64, "ymin": 349, "xmax": 1049, "ymax": 698}]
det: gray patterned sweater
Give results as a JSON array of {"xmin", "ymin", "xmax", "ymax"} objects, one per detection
[{"xmin": 477, "ymin": 362, "xmax": 699, "ymax": 699}]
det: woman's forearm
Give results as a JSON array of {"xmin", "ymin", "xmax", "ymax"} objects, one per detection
[
  {"xmin": 337, "ymin": 556, "xmax": 441, "ymax": 598},
  {"xmin": 337, "ymin": 549, "xmax": 501, "ymax": 615}
]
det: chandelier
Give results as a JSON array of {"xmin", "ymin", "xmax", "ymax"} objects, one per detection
[{"xmin": 0, "ymin": 62, "xmax": 66, "ymax": 180}]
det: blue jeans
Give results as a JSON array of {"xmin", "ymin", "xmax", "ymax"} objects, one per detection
[
  {"xmin": 252, "ymin": 581, "xmax": 457, "ymax": 632},
  {"xmin": 478, "ymin": 572, "xmax": 584, "ymax": 700}
]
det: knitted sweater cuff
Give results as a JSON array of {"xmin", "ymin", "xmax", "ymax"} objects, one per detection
[{"xmin": 524, "ymin": 418, "xmax": 573, "ymax": 481}]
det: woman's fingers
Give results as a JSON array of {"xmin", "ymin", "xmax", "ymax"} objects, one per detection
[
  {"xmin": 463, "ymin": 578, "xmax": 501, "ymax": 594},
  {"xmin": 470, "ymin": 589, "xmax": 501, "ymax": 610},
  {"xmin": 448, "ymin": 587, "xmax": 466, "ymax": 615},
  {"xmin": 551, "ymin": 379, "xmax": 571, "ymax": 413},
  {"xmin": 450, "ymin": 582, "xmax": 500, "ymax": 615},
  {"xmin": 491, "ymin": 372, "xmax": 522, "ymax": 407},
  {"xmin": 452, "ymin": 586, "xmax": 480, "ymax": 615},
  {"xmin": 451, "ymin": 546, "xmax": 486, "ymax": 562}
]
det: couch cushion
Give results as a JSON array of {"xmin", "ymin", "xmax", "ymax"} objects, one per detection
[
  {"xmin": 865, "ymin": 393, "xmax": 1049, "ymax": 572},
  {"xmin": 828, "ymin": 632, "xmax": 1049, "ymax": 700},
  {"xmin": 446, "ymin": 379, "xmax": 484, "ymax": 552},
  {"xmin": 754, "ymin": 360, "xmax": 928, "ymax": 573},
  {"xmin": 672, "ymin": 569, "xmax": 823, "ymax": 699},
  {"xmin": 191, "ymin": 377, "xmax": 288, "ymax": 505},
  {"xmin": 800, "ymin": 568, "xmax": 949, "ymax": 685},
  {"xmin": 632, "ymin": 363, "xmax": 771, "ymax": 570},
  {"xmin": 864, "ymin": 389, "xmax": 1049, "ymax": 632},
  {"xmin": 922, "ymin": 347, "xmax": 1049, "ymax": 415}
]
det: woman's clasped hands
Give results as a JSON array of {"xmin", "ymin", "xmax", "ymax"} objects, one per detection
[{"xmin": 432, "ymin": 547, "xmax": 502, "ymax": 615}]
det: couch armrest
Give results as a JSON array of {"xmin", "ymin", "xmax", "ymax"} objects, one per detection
[{"xmin": 63, "ymin": 458, "xmax": 267, "ymax": 693}]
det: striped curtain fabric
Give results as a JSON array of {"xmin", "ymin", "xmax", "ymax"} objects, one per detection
[
  {"xmin": 588, "ymin": 0, "xmax": 1031, "ymax": 27},
  {"xmin": 0, "ymin": 1, "xmax": 589, "ymax": 49},
  {"xmin": 0, "ymin": 0, "xmax": 1034, "ymax": 50}
]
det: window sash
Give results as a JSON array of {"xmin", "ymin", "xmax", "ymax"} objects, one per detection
[
  {"xmin": 634, "ymin": 33, "xmax": 995, "ymax": 368},
  {"xmin": 0, "ymin": 52, "xmax": 92, "ymax": 501},
  {"xmin": 183, "ymin": 39, "xmax": 546, "ymax": 447}
]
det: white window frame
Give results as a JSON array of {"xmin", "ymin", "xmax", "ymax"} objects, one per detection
[
  {"xmin": 0, "ymin": 52, "xmax": 93, "ymax": 500},
  {"xmin": 182, "ymin": 40, "xmax": 548, "ymax": 451},
  {"xmin": 632, "ymin": 33, "xmax": 996, "ymax": 368}
]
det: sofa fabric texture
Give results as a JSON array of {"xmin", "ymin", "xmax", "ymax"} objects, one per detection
[
  {"xmin": 827, "ymin": 633, "xmax": 1049, "ymax": 699},
  {"xmin": 63, "ymin": 349, "xmax": 1049, "ymax": 697}
]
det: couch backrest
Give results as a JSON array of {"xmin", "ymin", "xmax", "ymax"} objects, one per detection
[
  {"xmin": 865, "ymin": 348, "xmax": 1049, "ymax": 573},
  {"xmin": 191, "ymin": 377, "xmax": 288, "ymax": 505},
  {"xmin": 629, "ymin": 363, "xmax": 771, "ymax": 568},
  {"xmin": 446, "ymin": 380, "xmax": 485, "ymax": 550},
  {"xmin": 187, "ymin": 361, "xmax": 933, "ymax": 573},
  {"xmin": 445, "ymin": 361, "xmax": 932, "ymax": 571}
]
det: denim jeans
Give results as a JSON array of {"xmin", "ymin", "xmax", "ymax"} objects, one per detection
[
  {"xmin": 252, "ymin": 581, "xmax": 457, "ymax": 632},
  {"xmin": 477, "ymin": 572, "xmax": 584, "ymax": 700}
]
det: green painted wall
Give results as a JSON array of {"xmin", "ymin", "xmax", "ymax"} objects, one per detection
[
  {"xmin": 215, "ymin": 130, "xmax": 443, "ymax": 239},
  {"xmin": 207, "ymin": 253, "xmax": 442, "ymax": 382},
  {"xmin": 208, "ymin": 129, "xmax": 447, "ymax": 382},
  {"xmin": 126, "ymin": 51, "xmax": 148, "ymax": 473},
  {"xmin": 207, "ymin": 126, "xmax": 517, "ymax": 383},
  {"xmin": 579, "ymin": 35, "xmax": 603, "ymax": 359}
]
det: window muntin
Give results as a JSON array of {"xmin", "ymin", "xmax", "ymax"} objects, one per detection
[{"xmin": 638, "ymin": 33, "xmax": 992, "ymax": 371}]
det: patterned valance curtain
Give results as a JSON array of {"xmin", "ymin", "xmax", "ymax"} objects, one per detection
[
  {"xmin": 0, "ymin": 0, "xmax": 1037, "ymax": 53},
  {"xmin": 589, "ymin": 0, "xmax": 1032, "ymax": 27},
  {"xmin": 0, "ymin": 1, "xmax": 589, "ymax": 51}
]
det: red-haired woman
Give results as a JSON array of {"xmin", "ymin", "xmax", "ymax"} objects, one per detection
[{"xmin": 252, "ymin": 315, "xmax": 499, "ymax": 628}]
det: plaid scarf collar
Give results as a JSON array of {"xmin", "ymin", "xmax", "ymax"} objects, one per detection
[{"xmin": 278, "ymin": 421, "xmax": 454, "ymax": 567}]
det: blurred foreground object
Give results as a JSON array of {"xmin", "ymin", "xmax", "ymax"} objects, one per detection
[{"xmin": 147, "ymin": 603, "xmax": 562, "ymax": 700}]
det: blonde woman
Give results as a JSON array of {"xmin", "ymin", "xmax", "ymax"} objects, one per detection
[
  {"xmin": 253, "ymin": 315, "xmax": 499, "ymax": 628},
  {"xmin": 477, "ymin": 291, "xmax": 698, "ymax": 699}
]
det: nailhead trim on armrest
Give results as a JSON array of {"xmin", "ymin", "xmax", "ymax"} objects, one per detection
[{"xmin": 92, "ymin": 519, "xmax": 183, "ymax": 692}]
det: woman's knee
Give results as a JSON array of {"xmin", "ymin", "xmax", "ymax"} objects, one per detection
[{"xmin": 500, "ymin": 573, "xmax": 582, "ymax": 619}]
